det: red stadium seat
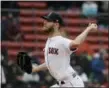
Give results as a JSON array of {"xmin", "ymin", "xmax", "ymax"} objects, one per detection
[
  {"xmin": 2, "ymin": 41, "xmax": 45, "ymax": 49},
  {"xmin": 20, "ymin": 10, "xmax": 81, "ymax": 18},
  {"xmin": 18, "ymin": 2, "xmax": 47, "ymax": 9}
]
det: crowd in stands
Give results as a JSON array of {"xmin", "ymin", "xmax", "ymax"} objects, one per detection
[
  {"xmin": 1, "ymin": 1, "xmax": 108, "ymax": 88},
  {"xmin": 1, "ymin": 13, "xmax": 24, "ymax": 42}
]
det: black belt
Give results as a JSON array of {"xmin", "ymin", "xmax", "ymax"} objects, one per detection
[
  {"xmin": 57, "ymin": 81, "xmax": 65, "ymax": 85},
  {"xmin": 57, "ymin": 73, "xmax": 77, "ymax": 85}
]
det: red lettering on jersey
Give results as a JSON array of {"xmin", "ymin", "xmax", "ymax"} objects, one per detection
[{"xmin": 48, "ymin": 47, "xmax": 58, "ymax": 55}]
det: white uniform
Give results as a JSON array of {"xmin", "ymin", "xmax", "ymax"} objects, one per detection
[{"xmin": 44, "ymin": 36, "xmax": 84, "ymax": 87}]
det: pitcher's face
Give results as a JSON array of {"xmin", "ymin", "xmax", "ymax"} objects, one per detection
[{"xmin": 42, "ymin": 19, "xmax": 54, "ymax": 32}]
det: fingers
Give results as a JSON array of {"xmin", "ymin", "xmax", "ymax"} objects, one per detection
[
  {"xmin": 89, "ymin": 23, "xmax": 97, "ymax": 26},
  {"xmin": 89, "ymin": 23, "xmax": 97, "ymax": 28},
  {"xmin": 88, "ymin": 23, "xmax": 98, "ymax": 31}
]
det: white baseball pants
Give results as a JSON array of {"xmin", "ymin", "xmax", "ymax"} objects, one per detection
[{"xmin": 51, "ymin": 75, "xmax": 84, "ymax": 87}]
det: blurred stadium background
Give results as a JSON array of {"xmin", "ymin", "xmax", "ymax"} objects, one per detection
[{"xmin": 1, "ymin": 1, "xmax": 109, "ymax": 88}]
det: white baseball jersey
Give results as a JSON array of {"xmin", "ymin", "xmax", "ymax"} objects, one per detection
[{"xmin": 44, "ymin": 36, "xmax": 76, "ymax": 81}]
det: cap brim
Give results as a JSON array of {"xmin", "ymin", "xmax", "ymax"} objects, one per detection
[
  {"xmin": 41, "ymin": 16, "xmax": 52, "ymax": 21},
  {"xmin": 41, "ymin": 16, "xmax": 65, "ymax": 26}
]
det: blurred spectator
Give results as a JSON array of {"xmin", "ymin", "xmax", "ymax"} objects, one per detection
[
  {"xmin": 1, "ymin": 13, "xmax": 24, "ymax": 41},
  {"xmin": 75, "ymin": 66, "xmax": 88, "ymax": 83},
  {"xmin": 70, "ymin": 53, "xmax": 80, "ymax": 67},
  {"xmin": 78, "ymin": 52, "xmax": 92, "ymax": 77},
  {"xmin": 102, "ymin": 1, "xmax": 108, "ymax": 12},
  {"xmin": 8, "ymin": 13, "xmax": 13, "ymax": 23},
  {"xmin": 1, "ymin": 16, "xmax": 8, "ymax": 41},
  {"xmin": 82, "ymin": 1, "xmax": 98, "ymax": 17},
  {"xmin": 99, "ymin": 48, "xmax": 107, "ymax": 57},
  {"xmin": 90, "ymin": 52, "xmax": 105, "ymax": 84},
  {"xmin": 99, "ymin": 51, "xmax": 109, "ymax": 88},
  {"xmin": 103, "ymin": 53, "xmax": 109, "ymax": 78},
  {"xmin": 6, "ymin": 15, "xmax": 24, "ymax": 41},
  {"xmin": 7, "ymin": 60, "xmax": 24, "ymax": 82}
]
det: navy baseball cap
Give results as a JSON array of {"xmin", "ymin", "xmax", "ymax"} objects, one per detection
[{"xmin": 41, "ymin": 12, "xmax": 65, "ymax": 26}]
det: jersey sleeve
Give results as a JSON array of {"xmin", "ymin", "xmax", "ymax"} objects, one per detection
[{"xmin": 62, "ymin": 37, "xmax": 77, "ymax": 52}]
